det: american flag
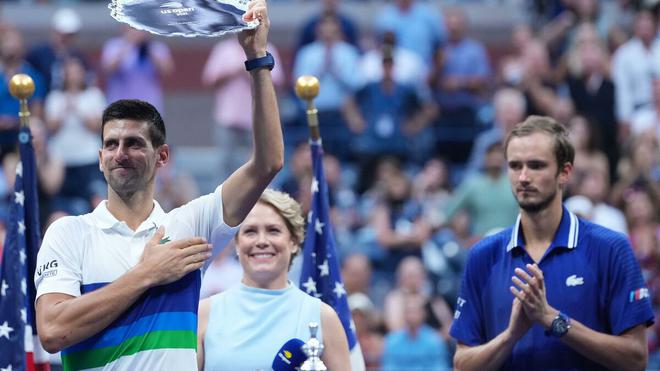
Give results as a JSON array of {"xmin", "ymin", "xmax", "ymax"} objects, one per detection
[
  {"xmin": 299, "ymin": 139, "xmax": 364, "ymax": 369},
  {"xmin": 0, "ymin": 125, "xmax": 50, "ymax": 371}
]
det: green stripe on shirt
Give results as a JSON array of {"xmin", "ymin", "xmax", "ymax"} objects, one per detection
[{"xmin": 61, "ymin": 330, "xmax": 196, "ymax": 370}]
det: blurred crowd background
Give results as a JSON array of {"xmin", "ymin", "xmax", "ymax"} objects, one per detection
[{"xmin": 1, "ymin": 0, "xmax": 659, "ymax": 369}]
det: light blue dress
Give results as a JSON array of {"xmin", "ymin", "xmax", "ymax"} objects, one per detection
[{"xmin": 203, "ymin": 282, "xmax": 322, "ymax": 371}]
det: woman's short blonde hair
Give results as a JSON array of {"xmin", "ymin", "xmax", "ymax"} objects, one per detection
[{"xmin": 255, "ymin": 189, "xmax": 306, "ymax": 260}]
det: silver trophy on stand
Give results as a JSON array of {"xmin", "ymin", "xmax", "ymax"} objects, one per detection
[{"xmin": 300, "ymin": 322, "xmax": 327, "ymax": 371}]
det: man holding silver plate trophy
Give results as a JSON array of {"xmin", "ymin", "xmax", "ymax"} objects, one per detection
[
  {"xmin": 109, "ymin": 0, "xmax": 259, "ymax": 38},
  {"xmin": 33, "ymin": 0, "xmax": 350, "ymax": 370}
]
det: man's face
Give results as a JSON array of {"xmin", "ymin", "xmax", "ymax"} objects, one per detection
[
  {"xmin": 578, "ymin": 167, "xmax": 608, "ymax": 203},
  {"xmin": 395, "ymin": 0, "xmax": 414, "ymax": 10},
  {"xmin": 634, "ymin": 11, "xmax": 656, "ymax": 42},
  {"xmin": 55, "ymin": 31, "xmax": 77, "ymax": 47},
  {"xmin": 342, "ymin": 255, "xmax": 371, "ymax": 294},
  {"xmin": 446, "ymin": 12, "xmax": 466, "ymax": 42},
  {"xmin": 496, "ymin": 101, "xmax": 524, "ymax": 132},
  {"xmin": 506, "ymin": 132, "xmax": 569, "ymax": 213},
  {"xmin": 0, "ymin": 31, "xmax": 23, "ymax": 63},
  {"xmin": 99, "ymin": 119, "xmax": 165, "ymax": 198},
  {"xmin": 322, "ymin": 0, "xmax": 339, "ymax": 11},
  {"xmin": 317, "ymin": 17, "xmax": 341, "ymax": 44},
  {"xmin": 403, "ymin": 296, "xmax": 426, "ymax": 330},
  {"xmin": 484, "ymin": 146, "xmax": 505, "ymax": 172}
]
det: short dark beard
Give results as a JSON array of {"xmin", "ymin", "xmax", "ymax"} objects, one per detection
[
  {"xmin": 113, "ymin": 187, "xmax": 138, "ymax": 202},
  {"xmin": 108, "ymin": 175, "xmax": 139, "ymax": 195},
  {"xmin": 107, "ymin": 170, "xmax": 153, "ymax": 202},
  {"xmin": 516, "ymin": 188, "xmax": 557, "ymax": 214}
]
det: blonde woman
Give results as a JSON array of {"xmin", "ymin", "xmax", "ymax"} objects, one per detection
[{"xmin": 197, "ymin": 189, "xmax": 351, "ymax": 370}]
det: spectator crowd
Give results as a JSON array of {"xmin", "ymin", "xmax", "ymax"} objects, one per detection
[{"xmin": 1, "ymin": 0, "xmax": 659, "ymax": 369}]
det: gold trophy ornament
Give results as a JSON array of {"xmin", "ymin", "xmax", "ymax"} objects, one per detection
[
  {"xmin": 9, "ymin": 74, "xmax": 35, "ymax": 127},
  {"xmin": 294, "ymin": 75, "xmax": 321, "ymax": 141}
]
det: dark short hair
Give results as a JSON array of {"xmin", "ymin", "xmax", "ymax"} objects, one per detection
[
  {"xmin": 101, "ymin": 99, "xmax": 166, "ymax": 147},
  {"xmin": 504, "ymin": 115, "xmax": 575, "ymax": 169}
]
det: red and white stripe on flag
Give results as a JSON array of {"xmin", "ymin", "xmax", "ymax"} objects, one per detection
[{"xmin": 24, "ymin": 325, "xmax": 51, "ymax": 371}]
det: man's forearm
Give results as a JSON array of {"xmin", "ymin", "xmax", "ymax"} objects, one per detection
[
  {"xmin": 559, "ymin": 320, "xmax": 648, "ymax": 371},
  {"xmin": 454, "ymin": 331, "xmax": 517, "ymax": 371},
  {"xmin": 249, "ymin": 68, "xmax": 284, "ymax": 175},
  {"xmin": 37, "ymin": 265, "xmax": 153, "ymax": 353},
  {"xmin": 220, "ymin": 67, "xmax": 284, "ymax": 227}
]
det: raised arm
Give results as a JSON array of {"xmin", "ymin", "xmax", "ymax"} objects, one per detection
[
  {"xmin": 36, "ymin": 228, "xmax": 211, "ymax": 352},
  {"xmin": 222, "ymin": 0, "xmax": 284, "ymax": 227}
]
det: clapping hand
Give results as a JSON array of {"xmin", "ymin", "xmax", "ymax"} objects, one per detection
[{"xmin": 510, "ymin": 264, "xmax": 553, "ymax": 324}]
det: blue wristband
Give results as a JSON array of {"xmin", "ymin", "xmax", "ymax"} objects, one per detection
[{"xmin": 244, "ymin": 52, "xmax": 275, "ymax": 71}]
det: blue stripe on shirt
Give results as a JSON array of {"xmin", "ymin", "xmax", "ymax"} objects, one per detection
[
  {"xmin": 80, "ymin": 270, "xmax": 200, "ymax": 328},
  {"xmin": 62, "ymin": 311, "xmax": 197, "ymax": 354}
]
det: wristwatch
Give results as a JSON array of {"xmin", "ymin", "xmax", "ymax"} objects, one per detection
[
  {"xmin": 244, "ymin": 52, "xmax": 275, "ymax": 71},
  {"xmin": 546, "ymin": 312, "xmax": 571, "ymax": 338}
]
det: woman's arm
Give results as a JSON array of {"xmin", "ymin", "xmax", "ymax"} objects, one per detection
[
  {"xmin": 320, "ymin": 303, "xmax": 352, "ymax": 371},
  {"xmin": 196, "ymin": 298, "xmax": 211, "ymax": 370}
]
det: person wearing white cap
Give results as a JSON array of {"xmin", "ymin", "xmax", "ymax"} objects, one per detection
[{"xmin": 26, "ymin": 8, "xmax": 93, "ymax": 93}]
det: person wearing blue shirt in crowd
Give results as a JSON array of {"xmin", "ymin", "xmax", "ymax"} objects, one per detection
[
  {"xmin": 374, "ymin": 0, "xmax": 445, "ymax": 64},
  {"xmin": 344, "ymin": 48, "xmax": 437, "ymax": 193},
  {"xmin": 293, "ymin": 14, "xmax": 361, "ymax": 161},
  {"xmin": 26, "ymin": 8, "xmax": 93, "ymax": 93},
  {"xmin": 382, "ymin": 293, "xmax": 449, "ymax": 371},
  {"xmin": 450, "ymin": 115, "xmax": 654, "ymax": 371},
  {"xmin": 0, "ymin": 28, "xmax": 46, "ymax": 161},
  {"xmin": 297, "ymin": 0, "xmax": 359, "ymax": 51}
]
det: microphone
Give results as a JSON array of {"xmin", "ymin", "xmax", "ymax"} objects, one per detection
[{"xmin": 272, "ymin": 338, "xmax": 306, "ymax": 371}]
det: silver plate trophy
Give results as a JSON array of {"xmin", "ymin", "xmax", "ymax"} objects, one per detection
[{"xmin": 109, "ymin": 0, "xmax": 258, "ymax": 37}]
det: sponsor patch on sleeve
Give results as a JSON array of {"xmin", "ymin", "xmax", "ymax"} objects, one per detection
[
  {"xmin": 454, "ymin": 297, "xmax": 467, "ymax": 319},
  {"xmin": 629, "ymin": 288, "xmax": 650, "ymax": 302},
  {"xmin": 36, "ymin": 259, "xmax": 58, "ymax": 278}
]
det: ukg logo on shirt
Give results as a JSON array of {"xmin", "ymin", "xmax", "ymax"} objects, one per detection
[{"xmin": 37, "ymin": 259, "xmax": 58, "ymax": 277}]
